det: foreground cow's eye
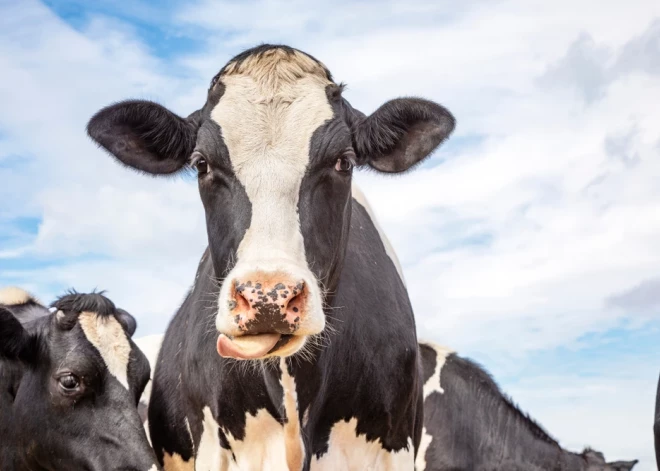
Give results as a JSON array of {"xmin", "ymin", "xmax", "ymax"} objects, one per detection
[
  {"xmin": 335, "ymin": 152, "xmax": 355, "ymax": 173},
  {"xmin": 191, "ymin": 152, "xmax": 210, "ymax": 175},
  {"xmin": 58, "ymin": 374, "xmax": 81, "ymax": 393}
]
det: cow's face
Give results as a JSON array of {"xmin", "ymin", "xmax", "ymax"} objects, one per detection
[
  {"xmin": 0, "ymin": 292, "xmax": 159, "ymax": 471},
  {"xmin": 87, "ymin": 45, "xmax": 455, "ymax": 360}
]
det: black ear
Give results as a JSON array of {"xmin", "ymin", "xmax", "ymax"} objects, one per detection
[
  {"xmin": 115, "ymin": 308, "xmax": 137, "ymax": 337},
  {"xmin": 0, "ymin": 307, "xmax": 36, "ymax": 362},
  {"xmin": 87, "ymin": 100, "xmax": 199, "ymax": 175},
  {"xmin": 353, "ymin": 98, "xmax": 455, "ymax": 173},
  {"xmin": 607, "ymin": 460, "xmax": 638, "ymax": 471}
]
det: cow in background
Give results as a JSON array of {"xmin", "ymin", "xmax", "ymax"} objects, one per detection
[
  {"xmin": 0, "ymin": 287, "xmax": 160, "ymax": 471},
  {"xmin": 418, "ymin": 342, "xmax": 638, "ymax": 471}
]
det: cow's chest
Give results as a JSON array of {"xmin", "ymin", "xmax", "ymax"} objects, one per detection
[
  {"xmin": 189, "ymin": 411, "xmax": 414, "ymax": 471},
  {"xmin": 193, "ymin": 406, "xmax": 296, "ymax": 471},
  {"xmin": 311, "ymin": 418, "xmax": 414, "ymax": 471}
]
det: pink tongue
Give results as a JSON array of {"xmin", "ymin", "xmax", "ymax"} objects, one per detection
[{"xmin": 216, "ymin": 333, "xmax": 281, "ymax": 360}]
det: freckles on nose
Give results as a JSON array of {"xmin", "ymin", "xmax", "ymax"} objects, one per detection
[{"xmin": 228, "ymin": 276, "xmax": 307, "ymax": 335}]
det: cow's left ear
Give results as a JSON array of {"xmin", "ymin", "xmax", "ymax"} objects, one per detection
[
  {"xmin": 353, "ymin": 98, "xmax": 455, "ymax": 173},
  {"xmin": 115, "ymin": 308, "xmax": 137, "ymax": 337},
  {"xmin": 0, "ymin": 307, "xmax": 37, "ymax": 362}
]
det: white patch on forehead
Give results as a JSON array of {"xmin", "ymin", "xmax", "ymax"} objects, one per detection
[
  {"xmin": 211, "ymin": 51, "xmax": 333, "ymax": 267},
  {"xmin": 78, "ymin": 311, "xmax": 131, "ymax": 390},
  {"xmin": 0, "ymin": 286, "xmax": 38, "ymax": 306},
  {"xmin": 415, "ymin": 342, "xmax": 454, "ymax": 471},
  {"xmin": 351, "ymin": 183, "xmax": 406, "ymax": 286},
  {"xmin": 312, "ymin": 418, "xmax": 414, "ymax": 470}
]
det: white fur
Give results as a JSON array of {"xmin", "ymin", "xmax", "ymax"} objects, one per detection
[
  {"xmin": 415, "ymin": 342, "xmax": 454, "ymax": 471},
  {"xmin": 0, "ymin": 286, "xmax": 37, "ymax": 306},
  {"xmin": 78, "ymin": 312, "xmax": 131, "ymax": 390},
  {"xmin": 196, "ymin": 406, "xmax": 223, "ymax": 470},
  {"xmin": 213, "ymin": 54, "xmax": 334, "ymax": 345},
  {"xmin": 215, "ymin": 408, "xmax": 290, "ymax": 471},
  {"xmin": 420, "ymin": 342, "xmax": 454, "ymax": 399},
  {"xmin": 193, "ymin": 359, "xmax": 305, "ymax": 470},
  {"xmin": 162, "ymin": 451, "xmax": 193, "ymax": 471},
  {"xmin": 351, "ymin": 183, "xmax": 406, "ymax": 286},
  {"xmin": 312, "ymin": 418, "xmax": 414, "ymax": 470},
  {"xmin": 134, "ymin": 333, "xmax": 164, "ymax": 405},
  {"xmin": 280, "ymin": 358, "xmax": 305, "ymax": 470}
]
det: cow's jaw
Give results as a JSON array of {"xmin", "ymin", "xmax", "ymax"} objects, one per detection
[{"xmin": 212, "ymin": 53, "xmax": 333, "ymax": 359}]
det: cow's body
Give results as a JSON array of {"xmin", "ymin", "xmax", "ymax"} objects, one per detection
[
  {"xmin": 88, "ymin": 44, "xmax": 456, "ymax": 470},
  {"xmin": 148, "ymin": 187, "xmax": 420, "ymax": 470},
  {"xmin": 417, "ymin": 342, "xmax": 638, "ymax": 471}
]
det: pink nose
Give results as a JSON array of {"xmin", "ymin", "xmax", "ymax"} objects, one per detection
[{"xmin": 228, "ymin": 273, "xmax": 307, "ymax": 335}]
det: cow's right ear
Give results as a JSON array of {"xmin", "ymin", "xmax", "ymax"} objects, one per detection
[
  {"xmin": 0, "ymin": 307, "xmax": 37, "ymax": 363},
  {"xmin": 87, "ymin": 100, "xmax": 200, "ymax": 175}
]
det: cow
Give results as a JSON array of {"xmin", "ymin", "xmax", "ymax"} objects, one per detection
[
  {"xmin": 655, "ymin": 372, "xmax": 660, "ymax": 470},
  {"xmin": 0, "ymin": 287, "xmax": 161, "ymax": 471},
  {"xmin": 417, "ymin": 342, "xmax": 638, "ymax": 471},
  {"xmin": 86, "ymin": 43, "xmax": 455, "ymax": 470}
]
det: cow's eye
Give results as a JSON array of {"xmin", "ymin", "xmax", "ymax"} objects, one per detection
[
  {"xmin": 191, "ymin": 152, "xmax": 210, "ymax": 175},
  {"xmin": 58, "ymin": 374, "xmax": 81, "ymax": 393},
  {"xmin": 335, "ymin": 151, "xmax": 355, "ymax": 173}
]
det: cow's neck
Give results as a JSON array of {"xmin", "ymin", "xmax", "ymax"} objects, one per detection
[{"xmin": 187, "ymin": 196, "xmax": 419, "ymax": 460}]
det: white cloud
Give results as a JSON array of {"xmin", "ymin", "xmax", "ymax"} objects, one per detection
[{"xmin": 1, "ymin": 0, "xmax": 659, "ymax": 468}]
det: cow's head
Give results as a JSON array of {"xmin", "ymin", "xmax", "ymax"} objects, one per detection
[
  {"xmin": 87, "ymin": 45, "xmax": 455, "ymax": 360},
  {"xmin": 582, "ymin": 448, "xmax": 638, "ymax": 471},
  {"xmin": 0, "ymin": 288, "xmax": 159, "ymax": 471}
]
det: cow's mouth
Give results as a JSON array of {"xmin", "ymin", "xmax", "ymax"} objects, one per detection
[{"xmin": 216, "ymin": 333, "xmax": 295, "ymax": 360}]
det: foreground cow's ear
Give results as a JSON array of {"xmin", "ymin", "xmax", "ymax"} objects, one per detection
[
  {"xmin": 0, "ymin": 307, "xmax": 36, "ymax": 362},
  {"xmin": 115, "ymin": 308, "xmax": 138, "ymax": 337},
  {"xmin": 353, "ymin": 98, "xmax": 455, "ymax": 173},
  {"xmin": 87, "ymin": 100, "xmax": 199, "ymax": 175}
]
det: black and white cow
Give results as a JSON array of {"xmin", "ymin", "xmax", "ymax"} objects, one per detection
[
  {"xmin": 417, "ymin": 342, "xmax": 638, "ymax": 471},
  {"xmin": 87, "ymin": 44, "xmax": 455, "ymax": 470},
  {"xmin": 0, "ymin": 287, "xmax": 160, "ymax": 471}
]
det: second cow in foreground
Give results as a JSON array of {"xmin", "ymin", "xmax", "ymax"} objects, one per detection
[{"xmin": 87, "ymin": 44, "xmax": 455, "ymax": 470}]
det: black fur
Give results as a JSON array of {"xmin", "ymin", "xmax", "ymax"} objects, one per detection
[
  {"xmin": 87, "ymin": 99, "xmax": 197, "ymax": 175},
  {"xmin": 655, "ymin": 372, "xmax": 660, "ymax": 470},
  {"xmin": 0, "ymin": 291, "xmax": 158, "ymax": 470},
  {"xmin": 86, "ymin": 44, "xmax": 453, "ymax": 469},
  {"xmin": 0, "ymin": 307, "xmax": 38, "ymax": 362},
  {"xmin": 354, "ymin": 98, "xmax": 455, "ymax": 173},
  {"xmin": 418, "ymin": 345, "xmax": 638, "ymax": 471}
]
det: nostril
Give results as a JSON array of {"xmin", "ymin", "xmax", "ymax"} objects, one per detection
[
  {"xmin": 283, "ymin": 281, "xmax": 306, "ymax": 326},
  {"xmin": 229, "ymin": 282, "xmax": 251, "ymax": 321}
]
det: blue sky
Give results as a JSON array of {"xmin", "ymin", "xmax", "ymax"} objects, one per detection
[{"xmin": 1, "ymin": 0, "xmax": 659, "ymax": 468}]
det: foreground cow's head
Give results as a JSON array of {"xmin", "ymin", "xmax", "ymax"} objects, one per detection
[
  {"xmin": 0, "ymin": 288, "xmax": 159, "ymax": 471},
  {"xmin": 87, "ymin": 44, "xmax": 455, "ymax": 360}
]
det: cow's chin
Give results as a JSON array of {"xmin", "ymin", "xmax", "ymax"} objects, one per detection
[{"xmin": 216, "ymin": 332, "xmax": 308, "ymax": 360}]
